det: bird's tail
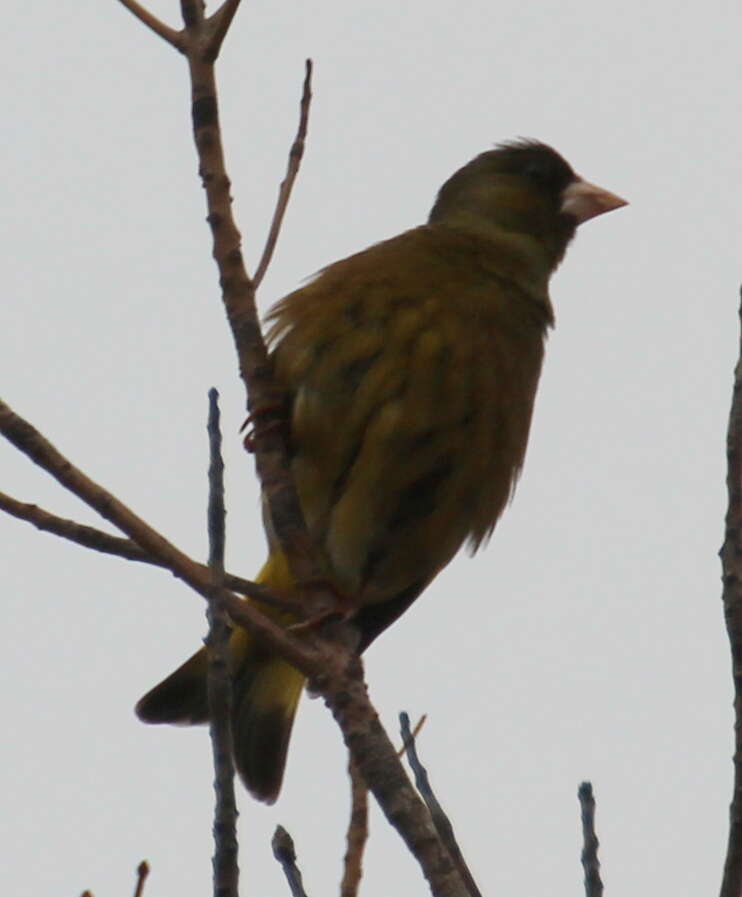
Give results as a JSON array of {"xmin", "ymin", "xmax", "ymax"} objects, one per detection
[{"xmin": 135, "ymin": 553, "xmax": 305, "ymax": 804}]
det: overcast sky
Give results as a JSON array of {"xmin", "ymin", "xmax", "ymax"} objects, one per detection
[{"xmin": 2, "ymin": 1, "xmax": 739, "ymax": 895}]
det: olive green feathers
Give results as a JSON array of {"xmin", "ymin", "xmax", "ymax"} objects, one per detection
[{"xmin": 136, "ymin": 140, "xmax": 626, "ymax": 802}]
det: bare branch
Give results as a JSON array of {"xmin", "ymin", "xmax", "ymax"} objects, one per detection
[
  {"xmin": 253, "ymin": 60, "xmax": 313, "ymax": 288},
  {"xmin": 204, "ymin": 0, "xmax": 243, "ymax": 61},
  {"xmin": 2, "ymin": 394, "xmax": 467, "ymax": 895},
  {"xmin": 180, "ymin": 0, "xmax": 204, "ymax": 29},
  {"xmin": 340, "ymin": 755, "xmax": 368, "ymax": 897},
  {"xmin": 0, "ymin": 398, "xmax": 202, "ymax": 581},
  {"xmin": 116, "ymin": 0, "xmax": 183, "ymax": 48},
  {"xmin": 321, "ymin": 671, "xmax": 467, "ymax": 897},
  {"xmin": 205, "ymin": 390, "xmax": 239, "ymax": 897},
  {"xmin": 117, "ymin": 0, "xmax": 320, "ymax": 621},
  {"xmin": 207, "ymin": 387, "xmax": 226, "ymax": 586},
  {"xmin": 398, "ymin": 714, "xmax": 427, "ymax": 757},
  {"xmin": 720, "ymin": 288, "xmax": 742, "ymax": 897},
  {"xmin": 0, "ymin": 491, "xmax": 304, "ymax": 615},
  {"xmin": 577, "ymin": 782, "xmax": 603, "ymax": 897},
  {"xmin": 0, "ymin": 396, "xmax": 318, "ymax": 673},
  {"xmin": 399, "ymin": 713, "xmax": 482, "ymax": 897},
  {"xmin": 183, "ymin": 42, "xmax": 328, "ymax": 615},
  {"xmin": 0, "ymin": 492, "xmax": 152, "ymax": 560},
  {"xmin": 272, "ymin": 826, "xmax": 310, "ymax": 897},
  {"xmin": 8, "ymin": 10, "xmax": 479, "ymax": 893},
  {"xmin": 133, "ymin": 861, "xmax": 150, "ymax": 897}
]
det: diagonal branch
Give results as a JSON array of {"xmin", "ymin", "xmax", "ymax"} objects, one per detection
[
  {"xmin": 0, "ymin": 489, "xmax": 289, "ymax": 605},
  {"xmin": 11, "ymin": 7, "xmax": 477, "ymax": 894},
  {"xmin": 253, "ymin": 60, "xmax": 313, "ymax": 289},
  {"xmin": 399, "ymin": 713, "xmax": 482, "ymax": 897},
  {"xmin": 116, "ymin": 0, "xmax": 183, "ymax": 48},
  {"xmin": 324, "ymin": 665, "xmax": 466, "ymax": 897},
  {"xmin": 116, "ymin": 0, "xmax": 331, "ymax": 632},
  {"xmin": 182, "ymin": 30, "xmax": 328, "ymax": 618},
  {"xmin": 0, "ymin": 396, "xmax": 316, "ymax": 673},
  {"xmin": 0, "ymin": 398, "xmax": 200, "ymax": 580},
  {"xmin": 2, "ymin": 395, "xmax": 469, "ymax": 896},
  {"xmin": 0, "ymin": 492, "xmax": 159, "ymax": 562},
  {"xmin": 115, "ymin": 0, "xmax": 325, "ymax": 631},
  {"xmin": 0, "ymin": 395, "xmax": 470, "ymax": 896}
]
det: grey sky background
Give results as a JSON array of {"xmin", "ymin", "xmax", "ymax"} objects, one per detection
[{"xmin": 2, "ymin": 1, "xmax": 738, "ymax": 894}]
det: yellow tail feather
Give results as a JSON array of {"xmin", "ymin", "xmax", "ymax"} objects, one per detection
[{"xmin": 136, "ymin": 553, "xmax": 305, "ymax": 803}]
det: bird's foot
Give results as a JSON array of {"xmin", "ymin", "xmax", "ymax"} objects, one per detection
[
  {"xmin": 240, "ymin": 399, "xmax": 289, "ymax": 453},
  {"xmin": 287, "ymin": 578, "xmax": 357, "ymax": 633}
]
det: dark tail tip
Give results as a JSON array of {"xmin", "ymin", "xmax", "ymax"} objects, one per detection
[
  {"xmin": 135, "ymin": 649, "xmax": 209, "ymax": 725},
  {"xmin": 233, "ymin": 704, "xmax": 296, "ymax": 804}
]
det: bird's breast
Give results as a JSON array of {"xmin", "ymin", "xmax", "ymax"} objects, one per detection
[{"xmin": 268, "ymin": 230, "xmax": 550, "ymax": 608}]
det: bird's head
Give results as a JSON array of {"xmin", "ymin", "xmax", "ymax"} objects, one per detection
[{"xmin": 428, "ymin": 140, "xmax": 626, "ymax": 277}]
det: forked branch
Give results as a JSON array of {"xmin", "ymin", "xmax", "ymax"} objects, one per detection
[
  {"xmin": 2, "ymin": 2, "xmax": 474, "ymax": 893},
  {"xmin": 0, "ymin": 393, "xmax": 468, "ymax": 897}
]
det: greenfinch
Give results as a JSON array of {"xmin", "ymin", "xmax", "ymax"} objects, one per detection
[{"xmin": 137, "ymin": 140, "xmax": 626, "ymax": 802}]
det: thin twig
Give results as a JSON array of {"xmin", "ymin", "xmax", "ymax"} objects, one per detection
[
  {"xmin": 122, "ymin": 0, "xmax": 323, "ymax": 617},
  {"xmin": 205, "ymin": 389, "xmax": 239, "ymax": 897},
  {"xmin": 0, "ymin": 397, "xmax": 318, "ymax": 675},
  {"xmin": 399, "ymin": 713, "xmax": 482, "ymax": 897},
  {"xmin": 133, "ymin": 861, "xmax": 150, "ymax": 897},
  {"xmin": 182, "ymin": 23, "xmax": 329, "ymax": 620},
  {"xmin": 253, "ymin": 60, "xmax": 313, "ymax": 288},
  {"xmin": 577, "ymin": 782, "xmax": 603, "ymax": 897},
  {"xmin": 719, "ymin": 288, "xmax": 742, "ymax": 897},
  {"xmin": 320, "ymin": 669, "xmax": 466, "ymax": 897},
  {"xmin": 116, "ymin": 0, "xmax": 182, "ymax": 48},
  {"xmin": 0, "ymin": 489, "xmax": 302, "ymax": 609},
  {"xmin": 272, "ymin": 826, "xmax": 310, "ymax": 897},
  {"xmin": 0, "ymin": 398, "xmax": 204, "ymax": 582},
  {"xmin": 0, "ymin": 491, "xmax": 154, "ymax": 560},
  {"xmin": 340, "ymin": 755, "xmax": 368, "ymax": 897},
  {"xmin": 398, "ymin": 714, "xmax": 427, "ymax": 757}
]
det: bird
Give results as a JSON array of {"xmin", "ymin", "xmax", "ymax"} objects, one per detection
[{"xmin": 136, "ymin": 139, "xmax": 626, "ymax": 803}]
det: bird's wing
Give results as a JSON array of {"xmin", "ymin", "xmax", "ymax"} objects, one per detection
[{"xmin": 266, "ymin": 227, "xmax": 548, "ymax": 611}]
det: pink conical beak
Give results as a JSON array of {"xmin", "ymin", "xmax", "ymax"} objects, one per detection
[{"xmin": 561, "ymin": 177, "xmax": 628, "ymax": 224}]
